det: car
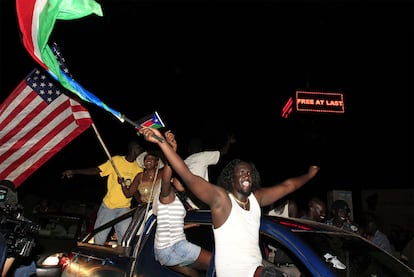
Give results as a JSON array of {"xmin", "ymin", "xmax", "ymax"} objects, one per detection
[
  {"xmin": 29, "ymin": 212, "xmax": 89, "ymax": 277},
  {"xmin": 61, "ymin": 206, "xmax": 414, "ymax": 277}
]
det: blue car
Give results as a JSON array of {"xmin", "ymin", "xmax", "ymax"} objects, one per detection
[{"xmin": 61, "ymin": 206, "xmax": 414, "ymax": 277}]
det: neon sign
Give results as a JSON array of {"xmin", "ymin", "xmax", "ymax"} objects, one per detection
[
  {"xmin": 295, "ymin": 91, "xmax": 345, "ymax": 114},
  {"xmin": 281, "ymin": 96, "xmax": 294, "ymax": 119}
]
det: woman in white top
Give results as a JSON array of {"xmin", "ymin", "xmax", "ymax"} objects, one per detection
[{"xmin": 154, "ymin": 132, "xmax": 211, "ymax": 274}]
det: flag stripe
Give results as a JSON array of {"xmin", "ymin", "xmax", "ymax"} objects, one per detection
[
  {"xmin": 32, "ymin": 0, "xmax": 45, "ymax": 63},
  {"xmin": 5, "ymin": 120, "xmax": 84, "ymax": 185},
  {"xmin": 0, "ymin": 95, "xmax": 69, "ymax": 164},
  {"xmin": 0, "ymin": 86, "xmax": 47, "ymax": 146},
  {"xmin": 16, "ymin": 0, "xmax": 44, "ymax": 67},
  {"xmin": 0, "ymin": 68, "xmax": 92, "ymax": 187}
]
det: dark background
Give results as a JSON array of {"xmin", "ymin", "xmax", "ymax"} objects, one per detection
[{"xmin": 1, "ymin": 0, "xmax": 413, "ymax": 208}]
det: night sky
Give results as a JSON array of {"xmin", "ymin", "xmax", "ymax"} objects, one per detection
[{"xmin": 1, "ymin": 0, "xmax": 413, "ymax": 204}]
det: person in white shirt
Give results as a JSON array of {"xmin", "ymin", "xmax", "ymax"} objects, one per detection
[
  {"xmin": 140, "ymin": 127, "xmax": 320, "ymax": 277},
  {"xmin": 183, "ymin": 135, "xmax": 236, "ymax": 209},
  {"xmin": 184, "ymin": 135, "xmax": 236, "ymax": 182}
]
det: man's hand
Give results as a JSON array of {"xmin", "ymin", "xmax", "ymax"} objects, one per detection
[{"xmin": 308, "ymin": 165, "xmax": 320, "ymax": 179}]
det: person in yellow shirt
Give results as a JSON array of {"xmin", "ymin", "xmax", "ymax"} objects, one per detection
[{"xmin": 62, "ymin": 141, "xmax": 144, "ymax": 245}]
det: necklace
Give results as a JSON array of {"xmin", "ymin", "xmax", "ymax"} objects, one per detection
[
  {"xmin": 231, "ymin": 193, "xmax": 249, "ymax": 207},
  {"xmin": 145, "ymin": 171, "xmax": 154, "ymax": 180}
]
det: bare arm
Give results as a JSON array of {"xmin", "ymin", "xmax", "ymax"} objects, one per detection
[
  {"xmin": 163, "ymin": 131, "xmax": 186, "ymax": 193},
  {"xmin": 117, "ymin": 172, "xmax": 142, "ymax": 200},
  {"xmin": 2, "ymin": 257, "xmax": 15, "ymax": 277},
  {"xmin": 171, "ymin": 177, "xmax": 185, "ymax": 192},
  {"xmin": 255, "ymin": 165, "xmax": 320, "ymax": 207},
  {"xmin": 159, "ymin": 164, "xmax": 175, "ymax": 204},
  {"xmin": 141, "ymin": 128, "xmax": 224, "ymax": 209},
  {"xmin": 61, "ymin": 167, "xmax": 100, "ymax": 178},
  {"xmin": 160, "ymin": 131, "xmax": 180, "ymax": 201}
]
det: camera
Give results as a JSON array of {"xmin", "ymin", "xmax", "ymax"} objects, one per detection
[{"xmin": 0, "ymin": 181, "xmax": 40, "ymax": 257}]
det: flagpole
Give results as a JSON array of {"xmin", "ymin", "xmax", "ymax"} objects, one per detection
[{"xmin": 91, "ymin": 123, "xmax": 124, "ymax": 184}]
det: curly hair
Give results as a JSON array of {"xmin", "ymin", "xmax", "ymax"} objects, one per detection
[{"xmin": 216, "ymin": 159, "xmax": 261, "ymax": 192}]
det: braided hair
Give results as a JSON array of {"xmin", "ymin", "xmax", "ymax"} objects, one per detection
[{"xmin": 216, "ymin": 159, "xmax": 262, "ymax": 192}]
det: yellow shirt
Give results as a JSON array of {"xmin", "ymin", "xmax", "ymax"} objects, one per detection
[{"xmin": 99, "ymin": 155, "xmax": 143, "ymax": 209}]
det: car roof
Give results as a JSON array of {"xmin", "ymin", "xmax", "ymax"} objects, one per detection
[
  {"xmin": 263, "ymin": 215, "xmax": 354, "ymax": 234},
  {"xmin": 184, "ymin": 209, "xmax": 355, "ymax": 235}
]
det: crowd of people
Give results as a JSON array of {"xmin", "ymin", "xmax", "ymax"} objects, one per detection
[
  {"xmin": 2, "ymin": 128, "xmax": 413, "ymax": 277},
  {"xmin": 266, "ymin": 196, "xmax": 412, "ymax": 263},
  {"xmin": 141, "ymin": 127, "xmax": 321, "ymax": 276}
]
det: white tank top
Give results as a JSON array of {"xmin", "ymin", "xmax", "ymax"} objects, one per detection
[
  {"xmin": 154, "ymin": 196, "xmax": 186, "ymax": 249},
  {"xmin": 213, "ymin": 193, "xmax": 262, "ymax": 276}
]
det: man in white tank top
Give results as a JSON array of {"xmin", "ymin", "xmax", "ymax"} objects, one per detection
[{"xmin": 141, "ymin": 127, "xmax": 320, "ymax": 277}]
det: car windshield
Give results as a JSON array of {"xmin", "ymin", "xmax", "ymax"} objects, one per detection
[
  {"xmin": 297, "ymin": 231, "xmax": 412, "ymax": 277},
  {"xmin": 36, "ymin": 215, "xmax": 81, "ymax": 240}
]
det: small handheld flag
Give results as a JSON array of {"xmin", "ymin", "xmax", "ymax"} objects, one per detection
[
  {"xmin": 135, "ymin": 111, "xmax": 166, "ymax": 132},
  {"xmin": 133, "ymin": 111, "xmax": 166, "ymax": 142}
]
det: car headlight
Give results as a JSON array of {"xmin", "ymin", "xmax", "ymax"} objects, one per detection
[{"xmin": 40, "ymin": 253, "xmax": 64, "ymax": 266}]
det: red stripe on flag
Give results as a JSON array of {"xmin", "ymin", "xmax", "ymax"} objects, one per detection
[
  {"xmin": 16, "ymin": 0, "xmax": 44, "ymax": 68},
  {"xmin": 0, "ymin": 69, "xmax": 92, "ymax": 187},
  {"xmin": 0, "ymin": 99, "xmax": 70, "ymax": 163},
  {"xmin": 0, "ymin": 90, "xmax": 48, "ymax": 150}
]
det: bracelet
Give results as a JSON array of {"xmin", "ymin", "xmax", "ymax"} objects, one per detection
[{"xmin": 122, "ymin": 179, "xmax": 131, "ymax": 188}]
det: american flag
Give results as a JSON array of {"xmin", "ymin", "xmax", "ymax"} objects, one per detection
[{"xmin": 0, "ymin": 68, "xmax": 92, "ymax": 187}]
